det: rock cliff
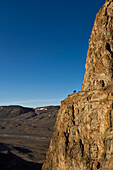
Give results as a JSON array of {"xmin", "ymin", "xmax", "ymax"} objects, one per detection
[{"xmin": 42, "ymin": 0, "xmax": 113, "ymax": 169}]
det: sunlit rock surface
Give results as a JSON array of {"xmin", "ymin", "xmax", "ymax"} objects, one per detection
[{"xmin": 42, "ymin": 1, "xmax": 113, "ymax": 169}]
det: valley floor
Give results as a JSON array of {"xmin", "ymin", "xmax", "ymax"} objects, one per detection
[{"xmin": 0, "ymin": 105, "xmax": 60, "ymax": 170}]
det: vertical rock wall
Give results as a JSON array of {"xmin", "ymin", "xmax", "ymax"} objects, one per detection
[
  {"xmin": 82, "ymin": 0, "xmax": 113, "ymax": 91},
  {"xmin": 42, "ymin": 1, "xmax": 113, "ymax": 169},
  {"xmin": 42, "ymin": 90, "xmax": 113, "ymax": 169}
]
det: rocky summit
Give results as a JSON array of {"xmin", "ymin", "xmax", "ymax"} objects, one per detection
[{"xmin": 42, "ymin": 1, "xmax": 113, "ymax": 170}]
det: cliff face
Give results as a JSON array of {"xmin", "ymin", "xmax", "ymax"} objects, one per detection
[
  {"xmin": 82, "ymin": 0, "xmax": 113, "ymax": 91},
  {"xmin": 42, "ymin": 1, "xmax": 113, "ymax": 169}
]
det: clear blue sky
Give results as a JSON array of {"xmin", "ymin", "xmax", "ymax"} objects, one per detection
[{"xmin": 0, "ymin": 0, "xmax": 105, "ymax": 107}]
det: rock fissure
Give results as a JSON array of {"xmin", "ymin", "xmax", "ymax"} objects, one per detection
[
  {"xmin": 79, "ymin": 139, "xmax": 84, "ymax": 157},
  {"xmin": 64, "ymin": 131, "xmax": 69, "ymax": 149},
  {"xmin": 72, "ymin": 105, "xmax": 75, "ymax": 125},
  {"xmin": 109, "ymin": 111, "xmax": 112, "ymax": 128},
  {"xmin": 106, "ymin": 42, "xmax": 113, "ymax": 58}
]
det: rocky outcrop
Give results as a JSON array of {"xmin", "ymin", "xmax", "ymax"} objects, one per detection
[
  {"xmin": 42, "ymin": 0, "xmax": 113, "ymax": 170},
  {"xmin": 82, "ymin": 0, "xmax": 113, "ymax": 91}
]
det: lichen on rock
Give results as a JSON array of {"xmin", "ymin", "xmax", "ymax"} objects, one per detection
[{"xmin": 42, "ymin": 0, "xmax": 113, "ymax": 169}]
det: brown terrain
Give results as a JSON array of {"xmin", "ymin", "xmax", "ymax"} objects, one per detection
[
  {"xmin": 0, "ymin": 105, "xmax": 60, "ymax": 170},
  {"xmin": 42, "ymin": 0, "xmax": 113, "ymax": 170}
]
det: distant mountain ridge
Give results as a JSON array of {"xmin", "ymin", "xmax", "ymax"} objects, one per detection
[{"xmin": 0, "ymin": 105, "xmax": 35, "ymax": 119}]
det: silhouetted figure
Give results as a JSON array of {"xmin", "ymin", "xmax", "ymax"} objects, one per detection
[{"xmin": 73, "ymin": 90, "xmax": 76, "ymax": 94}]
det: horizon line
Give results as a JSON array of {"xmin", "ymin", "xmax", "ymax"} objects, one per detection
[{"xmin": 0, "ymin": 98, "xmax": 63, "ymax": 107}]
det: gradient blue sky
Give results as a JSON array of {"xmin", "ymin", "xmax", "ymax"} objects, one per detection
[{"xmin": 0, "ymin": 0, "xmax": 105, "ymax": 107}]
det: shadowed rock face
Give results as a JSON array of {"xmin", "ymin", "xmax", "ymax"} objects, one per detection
[
  {"xmin": 106, "ymin": 0, "xmax": 113, "ymax": 2},
  {"xmin": 42, "ymin": 1, "xmax": 113, "ymax": 170}
]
